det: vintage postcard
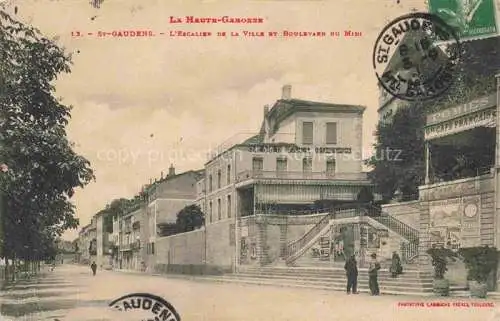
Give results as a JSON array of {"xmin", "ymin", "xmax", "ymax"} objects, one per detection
[{"xmin": 0, "ymin": 0, "xmax": 499, "ymax": 320}]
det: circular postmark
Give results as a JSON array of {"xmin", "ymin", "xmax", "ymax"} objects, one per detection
[
  {"xmin": 373, "ymin": 12, "xmax": 461, "ymax": 101},
  {"xmin": 109, "ymin": 292, "xmax": 181, "ymax": 321}
]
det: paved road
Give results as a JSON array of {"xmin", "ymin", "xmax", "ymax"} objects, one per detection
[{"xmin": 0, "ymin": 264, "xmax": 498, "ymax": 320}]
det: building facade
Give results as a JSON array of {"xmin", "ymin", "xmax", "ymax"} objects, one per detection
[
  {"xmin": 375, "ymin": 37, "xmax": 500, "ymax": 288},
  {"xmin": 143, "ymin": 166, "xmax": 203, "ymax": 271},
  {"xmin": 193, "ymin": 85, "xmax": 376, "ymax": 270}
]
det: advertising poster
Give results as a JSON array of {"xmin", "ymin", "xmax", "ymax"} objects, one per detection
[
  {"xmin": 0, "ymin": 0, "xmax": 498, "ymax": 320},
  {"xmin": 460, "ymin": 194, "xmax": 482, "ymax": 247}
]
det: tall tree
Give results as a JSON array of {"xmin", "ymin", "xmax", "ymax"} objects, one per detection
[
  {"xmin": 0, "ymin": 10, "xmax": 94, "ymax": 261},
  {"xmin": 367, "ymin": 103, "xmax": 426, "ymax": 201}
]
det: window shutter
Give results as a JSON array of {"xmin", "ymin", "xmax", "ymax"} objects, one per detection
[
  {"xmin": 326, "ymin": 122, "xmax": 337, "ymax": 144},
  {"xmin": 302, "ymin": 122, "xmax": 313, "ymax": 144}
]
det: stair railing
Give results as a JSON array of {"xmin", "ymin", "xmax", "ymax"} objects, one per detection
[
  {"xmin": 369, "ymin": 205, "xmax": 419, "ymax": 243},
  {"xmin": 366, "ymin": 204, "xmax": 420, "ymax": 262},
  {"xmin": 285, "ymin": 212, "xmax": 332, "ymax": 262},
  {"xmin": 284, "ymin": 204, "xmax": 371, "ymax": 264}
]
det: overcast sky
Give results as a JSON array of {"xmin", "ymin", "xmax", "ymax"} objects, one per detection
[{"xmin": 5, "ymin": 0, "xmax": 448, "ymax": 240}]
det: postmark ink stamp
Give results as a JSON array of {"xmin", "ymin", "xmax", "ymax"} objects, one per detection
[
  {"xmin": 109, "ymin": 292, "xmax": 181, "ymax": 321},
  {"xmin": 373, "ymin": 12, "xmax": 462, "ymax": 101}
]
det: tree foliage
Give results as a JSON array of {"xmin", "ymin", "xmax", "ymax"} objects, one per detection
[
  {"xmin": 176, "ymin": 204, "xmax": 204, "ymax": 233},
  {"xmin": 367, "ymin": 104, "xmax": 426, "ymax": 201},
  {"xmin": 0, "ymin": 10, "xmax": 94, "ymax": 260}
]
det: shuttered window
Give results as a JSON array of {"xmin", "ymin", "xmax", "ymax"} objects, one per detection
[
  {"xmin": 302, "ymin": 122, "xmax": 313, "ymax": 145},
  {"xmin": 326, "ymin": 158, "xmax": 336, "ymax": 176},
  {"xmin": 326, "ymin": 122, "xmax": 337, "ymax": 144},
  {"xmin": 303, "ymin": 157, "xmax": 312, "ymax": 173},
  {"xmin": 276, "ymin": 157, "xmax": 287, "ymax": 172},
  {"xmin": 252, "ymin": 157, "xmax": 263, "ymax": 171},
  {"xmin": 217, "ymin": 198, "xmax": 222, "ymax": 220}
]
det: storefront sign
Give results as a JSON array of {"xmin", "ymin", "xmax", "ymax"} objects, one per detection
[
  {"xmin": 247, "ymin": 144, "xmax": 351, "ymax": 154},
  {"xmin": 424, "ymin": 107, "xmax": 496, "ymax": 140},
  {"xmin": 426, "ymin": 94, "xmax": 496, "ymax": 125}
]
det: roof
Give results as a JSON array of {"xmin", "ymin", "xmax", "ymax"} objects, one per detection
[
  {"xmin": 264, "ymin": 98, "xmax": 365, "ymax": 137},
  {"xmin": 144, "ymin": 169, "xmax": 204, "ymax": 194}
]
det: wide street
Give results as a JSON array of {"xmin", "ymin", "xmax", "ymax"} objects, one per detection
[{"xmin": 0, "ymin": 264, "xmax": 498, "ymax": 321}]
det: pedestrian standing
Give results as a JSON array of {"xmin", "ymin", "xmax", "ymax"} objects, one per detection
[
  {"xmin": 344, "ymin": 254, "xmax": 358, "ymax": 294},
  {"xmin": 368, "ymin": 253, "xmax": 381, "ymax": 295},
  {"xmin": 90, "ymin": 261, "xmax": 97, "ymax": 276},
  {"xmin": 390, "ymin": 251, "xmax": 402, "ymax": 278}
]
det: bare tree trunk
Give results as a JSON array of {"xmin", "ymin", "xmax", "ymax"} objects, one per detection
[
  {"xmin": 4, "ymin": 256, "xmax": 8, "ymax": 281},
  {"xmin": 11, "ymin": 256, "xmax": 16, "ymax": 281}
]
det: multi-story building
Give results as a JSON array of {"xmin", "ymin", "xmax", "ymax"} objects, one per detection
[
  {"xmin": 118, "ymin": 208, "xmax": 143, "ymax": 270},
  {"xmin": 94, "ymin": 211, "xmax": 113, "ymax": 269},
  {"xmin": 77, "ymin": 224, "xmax": 92, "ymax": 264},
  {"xmin": 194, "ymin": 85, "xmax": 375, "ymax": 270},
  {"xmin": 143, "ymin": 166, "xmax": 204, "ymax": 270}
]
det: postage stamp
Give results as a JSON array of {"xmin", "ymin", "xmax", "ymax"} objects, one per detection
[{"xmin": 372, "ymin": 12, "xmax": 462, "ymax": 101}]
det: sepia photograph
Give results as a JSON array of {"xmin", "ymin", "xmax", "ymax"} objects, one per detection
[{"xmin": 0, "ymin": 0, "xmax": 499, "ymax": 320}]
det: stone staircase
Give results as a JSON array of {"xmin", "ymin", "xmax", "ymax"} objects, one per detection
[{"xmin": 208, "ymin": 265, "xmax": 435, "ymax": 296}]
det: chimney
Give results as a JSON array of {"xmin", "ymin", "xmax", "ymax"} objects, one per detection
[
  {"xmin": 160, "ymin": 171, "xmax": 164, "ymax": 179},
  {"xmin": 264, "ymin": 104, "xmax": 270, "ymax": 118},
  {"xmin": 168, "ymin": 164, "xmax": 175, "ymax": 177},
  {"xmin": 281, "ymin": 84, "xmax": 292, "ymax": 100}
]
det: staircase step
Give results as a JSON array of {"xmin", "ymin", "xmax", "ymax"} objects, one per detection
[
  {"xmin": 235, "ymin": 273, "xmax": 433, "ymax": 284},
  {"xmin": 231, "ymin": 275, "xmax": 432, "ymax": 289},
  {"xmin": 194, "ymin": 275, "xmax": 433, "ymax": 295},
  {"xmin": 239, "ymin": 267, "xmax": 432, "ymax": 277}
]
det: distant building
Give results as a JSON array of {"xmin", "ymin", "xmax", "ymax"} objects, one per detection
[{"xmin": 143, "ymin": 166, "xmax": 204, "ymax": 270}]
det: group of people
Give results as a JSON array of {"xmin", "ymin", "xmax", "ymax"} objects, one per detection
[{"xmin": 344, "ymin": 251, "xmax": 402, "ymax": 295}]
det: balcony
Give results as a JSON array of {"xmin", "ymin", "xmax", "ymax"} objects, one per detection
[{"xmin": 236, "ymin": 170, "xmax": 368, "ymax": 183}]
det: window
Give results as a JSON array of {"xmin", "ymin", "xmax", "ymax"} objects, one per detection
[
  {"xmin": 227, "ymin": 164, "xmax": 231, "ymax": 184},
  {"xmin": 217, "ymin": 198, "xmax": 222, "ymax": 220},
  {"xmin": 217, "ymin": 170, "xmax": 221, "ymax": 189},
  {"xmin": 276, "ymin": 157, "xmax": 287, "ymax": 174},
  {"xmin": 326, "ymin": 158, "xmax": 336, "ymax": 176},
  {"xmin": 151, "ymin": 242, "xmax": 155, "ymax": 255},
  {"xmin": 302, "ymin": 122, "xmax": 313, "ymax": 145},
  {"xmin": 252, "ymin": 157, "xmax": 263, "ymax": 172},
  {"xmin": 326, "ymin": 122, "xmax": 337, "ymax": 144},
  {"xmin": 209, "ymin": 175, "xmax": 213, "ymax": 192},
  {"xmin": 303, "ymin": 157, "xmax": 312, "ymax": 173},
  {"xmin": 227, "ymin": 195, "xmax": 232, "ymax": 218},
  {"xmin": 209, "ymin": 201, "xmax": 213, "ymax": 223}
]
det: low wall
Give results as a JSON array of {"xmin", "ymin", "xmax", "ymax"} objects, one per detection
[
  {"xmin": 205, "ymin": 219, "xmax": 235, "ymax": 271},
  {"xmin": 154, "ymin": 223, "xmax": 234, "ymax": 275},
  {"xmin": 381, "ymin": 201, "xmax": 420, "ymax": 229}
]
